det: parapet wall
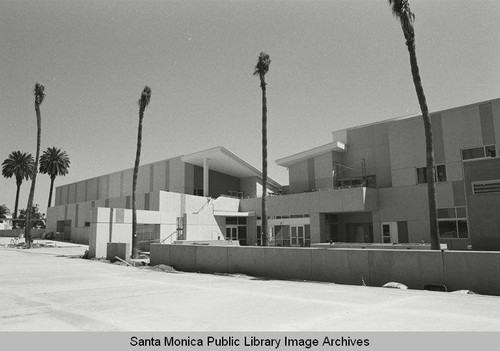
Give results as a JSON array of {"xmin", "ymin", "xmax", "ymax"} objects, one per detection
[{"xmin": 150, "ymin": 244, "xmax": 500, "ymax": 296}]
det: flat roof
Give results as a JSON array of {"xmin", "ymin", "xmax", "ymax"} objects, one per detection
[
  {"xmin": 276, "ymin": 141, "xmax": 346, "ymax": 168},
  {"xmin": 332, "ymin": 96, "xmax": 500, "ymax": 134}
]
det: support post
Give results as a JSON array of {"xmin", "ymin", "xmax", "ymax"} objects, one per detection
[{"xmin": 203, "ymin": 157, "xmax": 209, "ymax": 197}]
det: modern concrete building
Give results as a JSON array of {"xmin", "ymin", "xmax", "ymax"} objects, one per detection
[
  {"xmin": 46, "ymin": 97, "xmax": 500, "ymax": 254},
  {"xmin": 45, "ymin": 147, "xmax": 281, "ymax": 256},
  {"xmin": 239, "ymin": 97, "xmax": 500, "ymax": 250}
]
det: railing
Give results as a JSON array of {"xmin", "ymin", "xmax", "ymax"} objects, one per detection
[
  {"xmin": 160, "ymin": 230, "xmax": 178, "ymax": 244},
  {"xmin": 192, "ymin": 198, "xmax": 212, "ymax": 214}
]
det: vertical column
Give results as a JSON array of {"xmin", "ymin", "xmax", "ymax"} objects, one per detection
[{"xmin": 203, "ymin": 157, "xmax": 209, "ymax": 197}]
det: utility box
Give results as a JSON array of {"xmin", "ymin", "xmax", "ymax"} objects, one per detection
[{"xmin": 106, "ymin": 242, "xmax": 130, "ymax": 262}]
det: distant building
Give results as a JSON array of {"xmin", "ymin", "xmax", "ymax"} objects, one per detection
[
  {"xmin": 0, "ymin": 216, "xmax": 13, "ymax": 230},
  {"xmin": 46, "ymin": 97, "xmax": 500, "ymax": 252}
]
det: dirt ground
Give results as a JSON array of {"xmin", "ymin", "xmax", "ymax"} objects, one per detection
[{"xmin": 1, "ymin": 239, "xmax": 500, "ymax": 331}]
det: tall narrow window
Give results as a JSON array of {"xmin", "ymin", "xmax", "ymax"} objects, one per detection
[{"xmin": 417, "ymin": 165, "xmax": 447, "ymax": 184}]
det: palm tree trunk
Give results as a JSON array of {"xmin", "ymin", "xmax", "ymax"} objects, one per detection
[
  {"xmin": 47, "ymin": 176, "xmax": 55, "ymax": 208},
  {"xmin": 131, "ymin": 112, "xmax": 144, "ymax": 259},
  {"xmin": 260, "ymin": 78, "xmax": 268, "ymax": 246},
  {"xmin": 13, "ymin": 182, "xmax": 21, "ymax": 229},
  {"xmin": 25, "ymin": 103, "xmax": 41, "ymax": 247},
  {"xmin": 406, "ymin": 38, "xmax": 440, "ymax": 250}
]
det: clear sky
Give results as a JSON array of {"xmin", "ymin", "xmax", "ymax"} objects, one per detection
[{"xmin": 1, "ymin": 0, "xmax": 499, "ymax": 216}]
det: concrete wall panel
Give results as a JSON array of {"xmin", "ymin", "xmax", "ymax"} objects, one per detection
[
  {"xmin": 168, "ymin": 157, "xmax": 186, "ymax": 193},
  {"xmin": 289, "ymin": 159, "xmax": 309, "ymax": 193},
  {"xmin": 441, "ymin": 105, "xmax": 482, "ymax": 162},
  {"xmin": 76, "ymin": 181, "xmax": 86, "ymax": 203},
  {"xmin": 108, "ymin": 172, "xmax": 121, "ymax": 198},
  {"xmin": 150, "ymin": 243, "xmax": 170, "ymax": 265},
  {"xmin": 443, "ymin": 251, "xmax": 500, "ymax": 295},
  {"xmin": 86, "ymin": 178, "xmax": 98, "ymax": 201},
  {"xmin": 137, "ymin": 164, "xmax": 150, "ymax": 194},
  {"xmin": 227, "ymin": 246, "xmax": 265, "ymax": 276},
  {"xmin": 311, "ymin": 249, "xmax": 369, "ymax": 285},
  {"xmin": 152, "ymin": 160, "xmax": 167, "ymax": 193},
  {"xmin": 407, "ymin": 220, "xmax": 429, "ymax": 243},
  {"xmin": 68, "ymin": 183, "xmax": 77, "ymax": 204},
  {"xmin": 446, "ymin": 162, "xmax": 463, "ymax": 182},
  {"xmin": 491, "ymin": 99, "xmax": 500, "ymax": 145},
  {"xmin": 117, "ymin": 168, "xmax": 130, "ymax": 197},
  {"xmin": 389, "ymin": 118, "xmax": 426, "ymax": 170},
  {"xmin": 314, "ymin": 151, "xmax": 333, "ymax": 190},
  {"xmin": 169, "ymin": 245, "xmax": 197, "ymax": 272},
  {"xmin": 368, "ymin": 250, "xmax": 444, "ymax": 289},
  {"xmin": 149, "ymin": 246, "xmax": 500, "ymax": 296},
  {"xmin": 264, "ymin": 247, "xmax": 312, "ymax": 280},
  {"xmin": 196, "ymin": 246, "xmax": 228, "ymax": 273},
  {"xmin": 391, "ymin": 168, "xmax": 416, "ymax": 187}
]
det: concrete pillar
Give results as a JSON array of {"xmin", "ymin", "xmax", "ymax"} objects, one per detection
[{"xmin": 203, "ymin": 157, "xmax": 209, "ymax": 197}]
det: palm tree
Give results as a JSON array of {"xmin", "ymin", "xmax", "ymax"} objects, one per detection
[
  {"xmin": 2, "ymin": 151, "xmax": 35, "ymax": 229},
  {"xmin": 254, "ymin": 52, "xmax": 271, "ymax": 246},
  {"xmin": 132, "ymin": 86, "xmax": 152, "ymax": 259},
  {"xmin": 0, "ymin": 205, "xmax": 10, "ymax": 223},
  {"xmin": 25, "ymin": 83, "xmax": 45, "ymax": 247},
  {"xmin": 388, "ymin": 0, "xmax": 439, "ymax": 249},
  {"xmin": 40, "ymin": 147, "xmax": 70, "ymax": 208}
]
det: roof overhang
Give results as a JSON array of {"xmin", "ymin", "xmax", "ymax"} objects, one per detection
[
  {"xmin": 214, "ymin": 211, "xmax": 255, "ymax": 217},
  {"xmin": 276, "ymin": 141, "xmax": 346, "ymax": 168},
  {"xmin": 181, "ymin": 146, "xmax": 281, "ymax": 190}
]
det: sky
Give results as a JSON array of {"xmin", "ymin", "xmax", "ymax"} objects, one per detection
[{"xmin": 1, "ymin": 0, "xmax": 499, "ymax": 216}]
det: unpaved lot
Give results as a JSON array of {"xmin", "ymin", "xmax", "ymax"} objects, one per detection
[{"xmin": 1, "ymin": 242, "xmax": 500, "ymax": 331}]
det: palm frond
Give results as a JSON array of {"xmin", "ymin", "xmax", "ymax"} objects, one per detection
[
  {"xmin": 253, "ymin": 52, "xmax": 271, "ymax": 77},
  {"xmin": 388, "ymin": 0, "xmax": 415, "ymax": 39},
  {"xmin": 34, "ymin": 83, "xmax": 45, "ymax": 105},
  {"xmin": 39, "ymin": 147, "xmax": 70, "ymax": 178},
  {"xmin": 138, "ymin": 86, "xmax": 152, "ymax": 109},
  {"xmin": 2, "ymin": 151, "xmax": 35, "ymax": 181}
]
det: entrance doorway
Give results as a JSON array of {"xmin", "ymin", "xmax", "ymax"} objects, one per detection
[
  {"xmin": 346, "ymin": 223, "xmax": 373, "ymax": 243},
  {"xmin": 225, "ymin": 217, "xmax": 247, "ymax": 245},
  {"xmin": 381, "ymin": 222, "xmax": 398, "ymax": 243},
  {"xmin": 56, "ymin": 220, "xmax": 71, "ymax": 241}
]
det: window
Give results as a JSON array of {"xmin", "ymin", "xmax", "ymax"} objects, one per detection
[
  {"xmin": 176, "ymin": 216, "xmax": 184, "ymax": 240},
  {"xmin": 462, "ymin": 145, "xmax": 497, "ymax": 161},
  {"xmin": 472, "ymin": 180, "xmax": 500, "ymax": 194},
  {"xmin": 382, "ymin": 224, "xmax": 391, "ymax": 244},
  {"xmin": 84, "ymin": 221, "xmax": 90, "ymax": 227},
  {"xmin": 417, "ymin": 165, "xmax": 447, "ymax": 184},
  {"xmin": 438, "ymin": 207, "xmax": 468, "ymax": 239},
  {"xmin": 193, "ymin": 188, "xmax": 204, "ymax": 196},
  {"xmin": 274, "ymin": 225, "xmax": 290, "ymax": 247}
]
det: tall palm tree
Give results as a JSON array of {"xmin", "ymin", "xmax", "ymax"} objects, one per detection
[
  {"xmin": 25, "ymin": 83, "xmax": 45, "ymax": 247},
  {"xmin": 39, "ymin": 147, "xmax": 70, "ymax": 208},
  {"xmin": 388, "ymin": 0, "xmax": 439, "ymax": 249},
  {"xmin": 2, "ymin": 151, "xmax": 35, "ymax": 229},
  {"xmin": 254, "ymin": 52, "xmax": 271, "ymax": 246},
  {"xmin": 132, "ymin": 86, "xmax": 152, "ymax": 259}
]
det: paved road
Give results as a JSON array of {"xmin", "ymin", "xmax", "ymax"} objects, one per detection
[{"xmin": 1, "ymin": 243, "xmax": 500, "ymax": 331}]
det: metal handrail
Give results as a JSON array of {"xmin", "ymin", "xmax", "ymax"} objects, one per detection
[
  {"xmin": 192, "ymin": 198, "xmax": 212, "ymax": 214},
  {"xmin": 160, "ymin": 230, "xmax": 178, "ymax": 244}
]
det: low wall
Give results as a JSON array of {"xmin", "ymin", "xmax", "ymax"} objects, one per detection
[
  {"xmin": 150, "ymin": 244, "xmax": 500, "ymax": 296},
  {"xmin": 0, "ymin": 228, "xmax": 46, "ymax": 238}
]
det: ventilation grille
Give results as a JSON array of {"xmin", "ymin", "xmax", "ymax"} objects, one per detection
[{"xmin": 473, "ymin": 180, "xmax": 500, "ymax": 194}]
